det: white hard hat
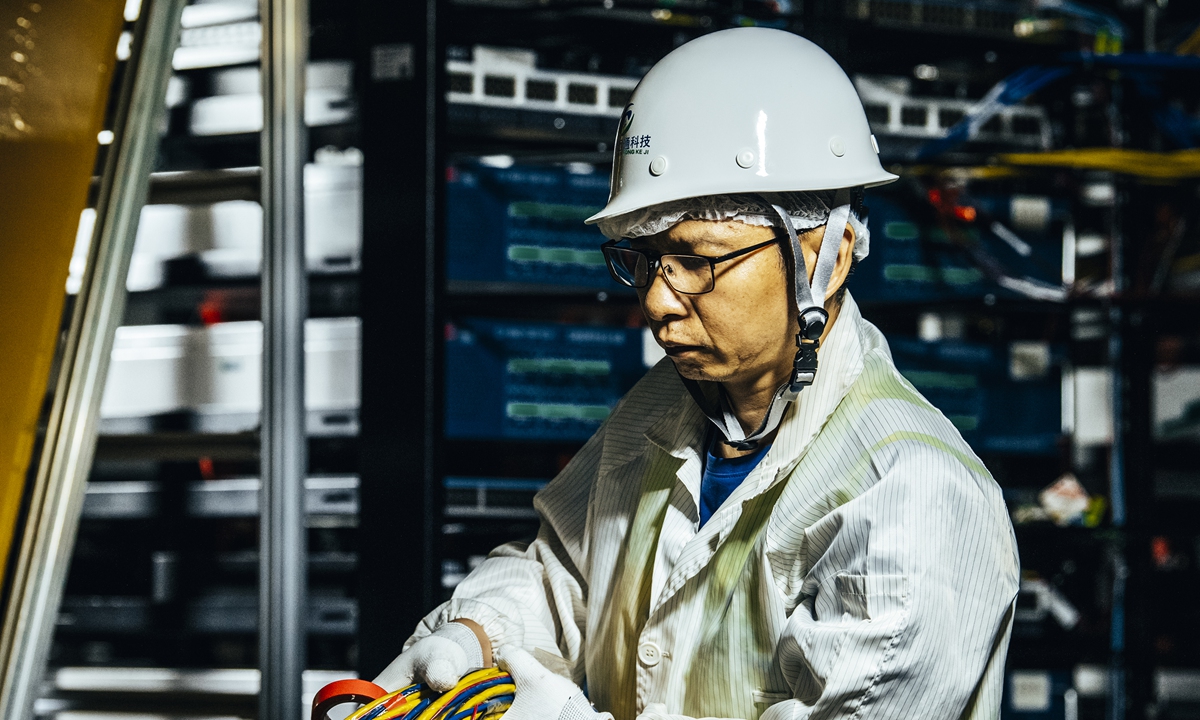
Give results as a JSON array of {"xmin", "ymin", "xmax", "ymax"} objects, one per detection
[
  {"xmin": 588, "ymin": 28, "xmax": 899, "ymax": 452},
  {"xmin": 585, "ymin": 27, "xmax": 896, "ymax": 230}
]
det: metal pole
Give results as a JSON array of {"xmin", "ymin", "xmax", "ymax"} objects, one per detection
[
  {"xmin": 0, "ymin": 0, "xmax": 185, "ymax": 717},
  {"xmin": 259, "ymin": 0, "xmax": 308, "ymax": 716},
  {"xmin": 421, "ymin": 0, "xmax": 441, "ymax": 620}
]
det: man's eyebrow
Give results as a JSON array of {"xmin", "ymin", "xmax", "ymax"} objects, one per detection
[{"xmin": 632, "ymin": 237, "xmax": 697, "ymax": 253}]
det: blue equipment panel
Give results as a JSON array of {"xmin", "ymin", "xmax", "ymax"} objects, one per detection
[
  {"xmin": 445, "ymin": 318, "xmax": 650, "ymax": 441},
  {"xmin": 849, "ymin": 193, "xmax": 1064, "ymax": 304},
  {"xmin": 1001, "ymin": 670, "xmax": 1074, "ymax": 720},
  {"xmin": 446, "ymin": 161, "xmax": 621, "ymax": 290},
  {"xmin": 888, "ymin": 336, "xmax": 1062, "ymax": 455}
]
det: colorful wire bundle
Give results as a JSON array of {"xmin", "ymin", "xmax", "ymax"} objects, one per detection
[{"xmin": 337, "ymin": 669, "xmax": 515, "ymax": 720}]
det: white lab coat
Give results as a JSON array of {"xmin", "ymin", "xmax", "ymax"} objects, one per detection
[{"xmin": 408, "ymin": 292, "xmax": 1020, "ymax": 720}]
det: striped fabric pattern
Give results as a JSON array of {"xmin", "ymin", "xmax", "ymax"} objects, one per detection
[{"xmin": 406, "ymin": 292, "xmax": 1020, "ymax": 720}]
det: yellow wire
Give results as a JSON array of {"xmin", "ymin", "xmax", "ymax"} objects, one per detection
[
  {"xmin": 470, "ymin": 698, "xmax": 515, "ymax": 720},
  {"xmin": 373, "ymin": 696, "xmax": 428, "ymax": 720},
  {"xmin": 385, "ymin": 683, "xmax": 515, "ymax": 720},
  {"xmin": 371, "ymin": 693, "xmax": 430, "ymax": 720},
  {"xmin": 901, "ymin": 165, "xmax": 1026, "ymax": 180},
  {"xmin": 998, "ymin": 148, "xmax": 1200, "ymax": 180},
  {"xmin": 458, "ymin": 668, "xmax": 507, "ymax": 685},
  {"xmin": 343, "ymin": 685, "xmax": 430, "ymax": 720},
  {"xmin": 412, "ymin": 676, "xmax": 511, "ymax": 720},
  {"xmin": 331, "ymin": 668, "xmax": 512, "ymax": 720},
  {"xmin": 1177, "ymin": 23, "xmax": 1200, "ymax": 55},
  {"xmin": 408, "ymin": 670, "xmax": 510, "ymax": 720},
  {"xmin": 342, "ymin": 689, "xmax": 411, "ymax": 720}
]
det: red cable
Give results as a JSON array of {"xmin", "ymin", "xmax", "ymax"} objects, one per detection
[{"xmin": 311, "ymin": 679, "xmax": 388, "ymax": 720}]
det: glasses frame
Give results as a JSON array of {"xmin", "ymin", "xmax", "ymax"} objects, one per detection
[{"xmin": 601, "ymin": 235, "xmax": 781, "ymax": 295}]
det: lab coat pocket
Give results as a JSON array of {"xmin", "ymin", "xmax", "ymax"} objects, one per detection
[
  {"xmin": 834, "ymin": 573, "xmax": 909, "ymax": 622},
  {"xmin": 777, "ymin": 598, "xmax": 849, "ymax": 703}
]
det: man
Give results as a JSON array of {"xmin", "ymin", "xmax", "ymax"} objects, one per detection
[{"xmin": 376, "ymin": 28, "xmax": 1019, "ymax": 720}]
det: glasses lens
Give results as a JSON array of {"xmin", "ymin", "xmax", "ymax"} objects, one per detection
[
  {"xmin": 661, "ymin": 254, "xmax": 714, "ymax": 294},
  {"xmin": 604, "ymin": 246, "xmax": 649, "ymax": 287}
]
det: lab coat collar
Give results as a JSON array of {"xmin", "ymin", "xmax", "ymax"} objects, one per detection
[{"xmin": 642, "ymin": 382, "xmax": 708, "ymax": 509}]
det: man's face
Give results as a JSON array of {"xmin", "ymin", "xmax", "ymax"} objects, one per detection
[{"xmin": 634, "ymin": 220, "xmax": 799, "ymax": 384}]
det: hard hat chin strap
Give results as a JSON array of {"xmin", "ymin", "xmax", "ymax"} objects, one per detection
[{"xmin": 678, "ymin": 190, "xmax": 853, "ymax": 451}]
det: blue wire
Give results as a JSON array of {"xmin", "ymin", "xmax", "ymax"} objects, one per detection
[
  {"xmin": 1063, "ymin": 52, "xmax": 1200, "ymax": 71},
  {"xmin": 436, "ymin": 677, "xmax": 513, "ymax": 719},
  {"xmin": 444, "ymin": 695, "xmax": 515, "ymax": 720},
  {"xmin": 360, "ymin": 684, "xmax": 430, "ymax": 720},
  {"xmin": 397, "ymin": 697, "xmax": 434, "ymax": 720},
  {"xmin": 916, "ymin": 65, "xmax": 1071, "ymax": 160},
  {"xmin": 1036, "ymin": 0, "xmax": 1125, "ymax": 38}
]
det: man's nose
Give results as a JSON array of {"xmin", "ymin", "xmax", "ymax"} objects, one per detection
[{"xmin": 640, "ymin": 266, "xmax": 688, "ymax": 321}]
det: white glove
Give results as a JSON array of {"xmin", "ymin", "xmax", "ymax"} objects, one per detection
[
  {"xmin": 496, "ymin": 645, "xmax": 613, "ymax": 720},
  {"xmin": 373, "ymin": 622, "xmax": 485, "ymax": 692}
]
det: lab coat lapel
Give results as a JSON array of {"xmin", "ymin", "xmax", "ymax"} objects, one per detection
[{"xmin": 641, "ymin": 388, "xmax": 707, "ymax": 509}]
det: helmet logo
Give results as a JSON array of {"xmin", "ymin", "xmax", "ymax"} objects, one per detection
[
  {"xmin": 619, "ymin": 104, "xmax": 635, "ymax": 136},
  {"xmin": 617, "ymin": 104, "xmax": 649, "ymax": 155}
]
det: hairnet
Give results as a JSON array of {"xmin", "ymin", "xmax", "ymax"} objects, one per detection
[{"xmin": 595, "ymin": 190, "xmax": 871, "ymax": 261}]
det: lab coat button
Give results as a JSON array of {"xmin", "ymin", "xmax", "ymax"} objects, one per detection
[{"xmin": 637, "ymin": 641, "xmax": 662, "ymax": 667}]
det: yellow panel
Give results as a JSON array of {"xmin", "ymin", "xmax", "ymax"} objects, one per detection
[{"xmin": 0, "ymin": 0, "xmax": 125, "ymax": 585}]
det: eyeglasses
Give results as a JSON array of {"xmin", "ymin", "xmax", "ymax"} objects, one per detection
[{"xmin": 601, "ymin": 237, "xmax": 780, "ymax": 295}]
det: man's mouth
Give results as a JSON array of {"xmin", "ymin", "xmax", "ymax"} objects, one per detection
[{"xmin": 660, "ymin": 341, "xmax": 704, "ymax": 356}]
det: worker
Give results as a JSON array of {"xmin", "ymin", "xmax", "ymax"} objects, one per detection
[{"xmin": 376, "ymin": 27, "xmax": 1020, "ymax": 720}]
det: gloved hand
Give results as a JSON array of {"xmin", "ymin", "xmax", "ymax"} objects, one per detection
[
  {"xmin": 373, "ymin": 621, "xmax": 485, "ymax": 692},
  {"xmin": 496, "ymin": 645, "xmax": 613, "ymax": 720}
]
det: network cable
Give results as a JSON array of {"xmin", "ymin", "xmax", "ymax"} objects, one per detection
[{"xmin": 312, "ymin": 668, "xmax": 516, "ymax": 720}]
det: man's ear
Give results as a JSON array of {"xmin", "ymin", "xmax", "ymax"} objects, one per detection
[{"xmin": 824, "ymin": 222, "xmax": 856, "ymax": 302}]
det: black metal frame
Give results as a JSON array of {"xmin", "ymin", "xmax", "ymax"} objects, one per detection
[{"xmin": 354, "ymin": 0, "xmax": 446, "ymax": 679}]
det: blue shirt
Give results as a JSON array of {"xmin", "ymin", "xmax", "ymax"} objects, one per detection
[{"xmin": 699, "ymin": 441, "xmax": 770, "ymax": 528}]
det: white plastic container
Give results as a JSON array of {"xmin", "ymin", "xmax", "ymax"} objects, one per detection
[
  {"xmin": 195, "ymin": 320, "xmax": 262, "ymax": 419},
  {"xmin": 1155, "ymin": 366, "xmax": 1200, "ymax": 440},
  {"xmin": 306, "ymin": 317, "xmax": 361, "ymax": 412},
  {"xmin": 101, "ymin": 325, "xmax": 197, "ymax": 423},
  {"xmin": 194, "ymin": 317, "xmax": 361, "ymax": 415},
  {"xmin": 104, "ymin": 164, "xmax": 360, "ymax": 283},
  {"xmin": 305, "ymin": 163, "xmax": 362, "ymax": 272},
  {"xmin": 140, "ymin": 201, "xmax": 263, "ymax": 280},
  {"xmin": 102, "ymin": 318, "xmax": 360, "ymax": 433},
  {"xmin": 1071, "ymin": 367, "xmax": 1113, "ymax": 447},
  {"xmin": 189, "ymin": 60, "xmax": 354, "ymax": 135}
]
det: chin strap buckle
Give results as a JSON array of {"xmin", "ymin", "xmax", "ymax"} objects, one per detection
[
  {"xmin": 726, "ymin": 438, "xmax": 761, "ymax": 451},
  {"xmin": 790, "ymin": 308, "xmax": 828, "ymax": 392},
  {"xmin": 791, "ymin": 340, "xmax": 819, "ymax": 391}
]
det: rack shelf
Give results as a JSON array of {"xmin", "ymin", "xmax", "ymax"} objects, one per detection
[
  {"xmin": 94, "ymin": 432, "xmax": 260, "ymax": 462},
  {"xmin": 122, "ymin": 273, "xmax": 359, "ymax": 325},
  {"xmin": 88, "ymin": 167, "xmax": 262, "ymax": 208},
  {"xmin": 36, "ymin": 667, "xmax": 347, "ymax": 719}
]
